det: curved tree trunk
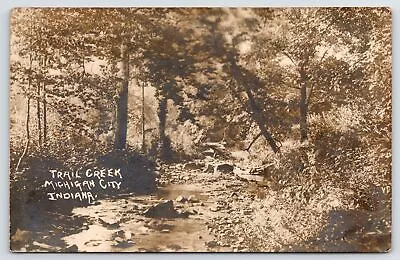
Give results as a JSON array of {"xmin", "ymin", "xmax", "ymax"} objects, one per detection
[
  {"xmin": 242, "ymin": 85, "xmax": 280, "ymax": 153},
  {"xmin": 229, "ymin": 57, "xmax": 280, "ymax": 153}
]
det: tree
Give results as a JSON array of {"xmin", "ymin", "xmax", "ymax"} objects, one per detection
[
  {"xmin": 253, "ymin": 8, "xmax": 375, "ymax": 143},
  {"xmin": 142, "ymin": 11, "xmax": 197, "ymax": 159},
  {"xmin": 195, "ymin": 8, "xmax": 281, "ymax": 152}
]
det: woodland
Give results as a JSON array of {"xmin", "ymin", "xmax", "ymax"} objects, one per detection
[{"xmin": 9, "ymin": 8, "xmax": 391, "ymax": 252}]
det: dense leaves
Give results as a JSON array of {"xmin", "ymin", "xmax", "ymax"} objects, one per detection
[{"xmin": 10, "ymin": 8, "xmax": 391, "ymax": 251}]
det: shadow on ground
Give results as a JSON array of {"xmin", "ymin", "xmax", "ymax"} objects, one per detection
[{"xmin": 10, "ymin": 150, "xmax": 158, "ymax": 252}]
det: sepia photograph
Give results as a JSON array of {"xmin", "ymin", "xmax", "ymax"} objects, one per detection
[{"xmin": 9, "ymin": 7, "xmax": 391, "ymax": 252}]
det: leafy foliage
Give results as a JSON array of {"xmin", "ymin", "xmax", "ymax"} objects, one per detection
[{"xmin": 9, "ymin": 8, "xmax": 391, "ymax": 251}]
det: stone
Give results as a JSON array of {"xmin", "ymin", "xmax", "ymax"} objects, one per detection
[
  {"xmin": 188, "ymin": 209, "xmax": 198, "ymax": 215},
  {"xmin": 32, "ymin": 241, "xmax": 53, "ymax": 250},
  {"xmin": 216, "ymin": 163, "xmax": 234, "ymax": 173},
  {"xmin": 176, "ymin": 195, "xmax": 187, "ymax": 203},
  {"xmin": 202, "ymin": 148, "xmax": 216, "ymax": 157},
  {"xmin": 115, "ymin": 237, "xmax": 124, "ymax": 243},
  {"xmin": 99, "ymin": 217, "xmax": 120, "ymax": 229},
  {"xmin": 203, "ymin": 164, "xmax": 215, "ymax": 173},
  {"xmin": 177, "ymin": 209, "xmax": 191, "ymax": 218},
  {"xmin": 114, "ymin": 230, "xmax": 125, "ymax": 237},
  {"xmin": 187, "ymin": 195, "xmax": 199, "ymax": 202},
  {"xmin": 11, "ymin": 229, "xmax": 32, "ymax": 244},
  {"xmin": 210, "ymin": 206, "xmax": 219, "ymax": 212},
  {"xmin": 144, "ymin": 200, "xmax": 177, "ymax": 218},
  {"xmin": 183, "ymin": 162, "xmax": 205, "ymax": 170},
  {"xmin": 143, "ymin": 200, "xmax": 188, "ymax": 218},
  {"xmin": 63, "ymin": 244, "xmax": 78, "ymax": 252},
  {"xmin": 125, "ymin": 231, "xmax": 133, "ymax": 240},
  {"xmin": 205, "ymin": 240, "xmax": 218, "ymax": 248},
  {"xmin": 243, "ymin": 209, "xmax": 253, "ymax": 215}
]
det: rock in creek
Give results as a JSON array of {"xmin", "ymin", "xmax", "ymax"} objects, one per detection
[
  {"xmin": 175, "ymin": 195, "xmax": 187, "ymax": 203},
  {"xmin": 203, "ymin": 164, "xmax": 215, "ymax": 173},
  {"xmin": 99, "ymin": 217, "xmax": 120, "ymax": 229},
  {"xmin": 63, "ymin": 244, "xmax": 78, "ymax": 252},
  {"xmin": 143, "ymin": 200, "xmax": 188, "ymax": 219},
  {"xmin": 216, "ymin": 164, "xmax": 234, "ymax": 173},
  {"xmin": 187, "ymin": 195, "xmax": 199, "ymax": 203},
  {"xmin": 183, "ymin": 162, "xmax": 205, "ymax": 170},
  {"xmin": 205, "ymin": 240, "xmax": 218, "ymax": 248}
]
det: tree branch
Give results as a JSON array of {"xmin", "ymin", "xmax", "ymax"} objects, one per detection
[
  {"xmin": 319, "ymin": 47, "xmax": 331, "ymax": 63},
  {"xmin": 307, "ymin": 83, "xmax": 314, "ymax": 104},
  {"xmin": 282, "ymin": 51, "xmax": 297, "ymax": 67},
  {"xmin": 245, "ymin": 132, "xmax": 262, "ymax": 152}
]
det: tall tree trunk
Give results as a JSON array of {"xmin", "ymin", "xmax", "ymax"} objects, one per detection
[
  {"xmin": 43, "ymin": 56, "xmax": 47, "ymax": 145},
  {"xmin": 158, "ymin": 92, "xmax": 169, "ymax": 159},
  {"xmin": 43, "ymin": 82, "xmax": 47, "ymax": 145},
  {"xmin": 37, "ymin": 81, "xmax": 41, "ymax": 147},
  {"xmin": 15, "ymin": 98, "xmax": 30, "ymax": 173},
  {"xmin": 16, "ymin": 26, "xmax": 33, "ymax": 172},
  {"xmin": 141, "ymin": 82, "xmax": 146, "ymax": 152},
  {"xmin": 299, "ymin": 68, "xmax": 308, "ymax": 143},
  {"xmin": 114, "ymin": 41, "xmax": 129, "ymax": 150}
]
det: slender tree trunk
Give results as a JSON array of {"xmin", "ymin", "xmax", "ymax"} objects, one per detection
[
  {"xmin": 43, "ymin": 82, "xmax": 47, "ymax": 145},
  {"xmin": 158, "ymin": 92, "xmax": 169, "ymax": 159},
  {"xmin": 114, "ymin": 41, "xmax": 129, "ymax": 150},
  {"xmin": 299, "ymin": 68, "xmax": 308, "ymax": 143},
  {"xmin": 81, "ymin": 53, "xmax": 85, "ymax": 77},
  {"xmin": 37, "ymin": 81, "xmax": 41, "ymax": 147},
  {"xmin": 15, "ymin": 98, "xmax": 30, "ymax": 173},
  {"xmin": 16, "ymin": 32, "xmax": 33, "ymax": 172},
  {"xmin": 141, "ymin": 82, "xmax": 146, "ymax": 152},
  {"xmin": 43, "ymin": 56, "xmax": 47, "ymax": 145},
  {"xmin": 245, "ymin": 132, "xmax": 262, "ymax": 152}
]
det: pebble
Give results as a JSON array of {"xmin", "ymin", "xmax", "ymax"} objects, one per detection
[
  {"xmin": 187, "ymin": 195, "xmax": 199, "ymax": 202},
  {"xmin": 176, "ymin": 196, "xmax": 186, "ymax": 203},
  {"xmin": 210, "ymin": 207, "xmax": 219, "ymax": 212},
  {"xmin": 115, "ymin": 237, "xmax": 124, "ymax": 243},
  {"xmin": 205, "ymin": 240, "xmax": 218, "ymax": 248},
  {"xmin": 125, "ymin": 231, "xmax": 133, "ymax": 239}
]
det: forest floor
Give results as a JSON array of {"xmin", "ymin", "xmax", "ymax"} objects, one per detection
[{"xmin": 11, "ymin": 156, "xmax": 391, "ymax": 252}]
